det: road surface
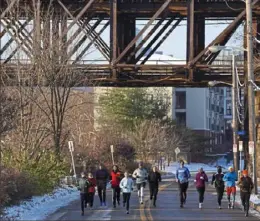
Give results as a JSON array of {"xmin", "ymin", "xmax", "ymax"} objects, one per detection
[{"xmin": 46, "ymin": 179, "xmax": 260, "ymax": 221}]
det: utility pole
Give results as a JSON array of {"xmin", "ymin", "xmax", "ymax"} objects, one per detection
[
  {"xmin": 232, "ymin": 54, "xmax": 238, "ymax": 174},
  {"xmin": 246, "ymin": 0, "xmax": 258, "ymax": 194}
]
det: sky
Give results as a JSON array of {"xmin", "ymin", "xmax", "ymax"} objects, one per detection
[
  {"xmin": 85, "ymin": 19, "xmax": 244, "ymax": 61},
  {"xmin": 0, "ymin": 19, "xmax": 244, "ymax": 62}
]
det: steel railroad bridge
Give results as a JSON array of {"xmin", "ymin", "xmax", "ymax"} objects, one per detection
[{"xmin": 0, "ymin": 0, "xmax": 260, "ymax": 86}]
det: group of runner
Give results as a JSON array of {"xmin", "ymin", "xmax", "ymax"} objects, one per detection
[
  {"xmin": 77, "ymin": 160, "xmax": 254, "ymax": 217},
  {"xmin": 77, "ymin": 162, "xmax": 161, "ymax": 215},
  {"xmin": 176, "ymin": 160, "xmax": 254, "ymax": 217}
]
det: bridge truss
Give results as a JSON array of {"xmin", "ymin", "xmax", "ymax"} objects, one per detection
[{"xmin": 0, "ymin": 0, "xmax": 260, "ymax": 86}]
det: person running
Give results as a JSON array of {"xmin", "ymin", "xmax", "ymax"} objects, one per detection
[
  {"xmin": 120, "ymin": 171, "xmax": 134, "ymax": 214},
  {"xmin": 96, "ymin": 164, "xmax": 109, "ymax": 206},
  {"xmin": 78, "ymin": 172, "xmax": 89, "ymax": 216},
  {"xmin": 223, "ymin": 166, "xmax": 237, "ymax": 209},
  {"xmin": 87, "ymin": 172, "xmax": 96, "ymax": 209},
  {"xmin": 237, "ymin": 170, "xmax": 254, "ymax": 217},
  {"xmin": 176, "ymin": 160, "xmax": 191, "ymax": 208},
  {"xmin": 110, "ymin": 165, "xmax": 122, "ymax": 208},
  {"xmin": 195, "ymin": 168, "xmax": 208, "ymax": 209},
  {"xmin": 133, "ymin": 162, "xmax": 148, "ymax": 204},
  {"xmin": 211, "ymin": 166, "xmax": 225, "ymax": 209},
  {"xmin": 148, "ymin": 166, "xmax": 162, "ymax": 207}
]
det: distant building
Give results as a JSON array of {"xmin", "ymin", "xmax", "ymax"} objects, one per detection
[{"xmin": 172, "ymin": 87, "xmax": 225, "ymax": 153}]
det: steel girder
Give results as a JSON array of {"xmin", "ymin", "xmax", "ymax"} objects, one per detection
[{"xmin": 0, "ymin": 0, "xmax": 260, "ymax": 86}]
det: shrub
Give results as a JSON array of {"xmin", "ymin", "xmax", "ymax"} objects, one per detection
[{"xmin": 0, "ymin": 166, "xmax": 36, "ymax": 214}]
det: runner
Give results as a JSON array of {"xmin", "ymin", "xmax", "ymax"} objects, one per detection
[
  {"xmin": 211, "ymin": 166, "xmax": 225, "ymax": 209},
  {"xmin": 95, "ymin": 164, "xmax": 109, "ymax": 206},
  {"xmin": 120, "ymin": 171, "xmax": 134, "ymax": 214},
  {"xmin": 87, "ymin": 172, "xmax": 96, "ymax": 209},
  {"xmin": 223, "ymin": 166, "xmax": 237, "ymax": 209},
  {"xmin": 195, "ymin": 168, "xmax": 208, "ymax": 209},
  {"xmin": 148, "ymin": 166, "xmax": 162, "ymax": 207},
  {"xmin": 110, "ymin": 165, "xmax": 122, "ymax": 208},
  {"xmin": 78, "ymin": 172, "xmax": 89, "ymax": 216},
  {"xmin": 133, "ymin": 162, "xmax": 148, "ymax": 204},
  {"xmin": 176, "ymin": 160, "xmax": 191, "ymax": 208},
  {"xmin": 237, "ymin": 170, "xmax": 254, "ymax": 217}
]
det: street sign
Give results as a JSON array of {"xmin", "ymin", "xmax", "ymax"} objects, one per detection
[
  {"xmin": 233, "ymin": 144, "xmax": 237, "ymax": 153},
  {"xmin": 237, "ymin": 130, "xmax": 246, "ymax": 135},
  {"xmin": 110, "ymin": 145, "xmax": 114, "ymax": 153},
  {"xmin": 239, "ymin": 141, "xmax": 243, "ymax": 152},
  {"xmin": 68, "ymin": 141, "xmax": 74, "ymax": 152},
  {"xmin": 249, "ymin": 141, "xmax": 254, "ymax": 154},
  {"xmin": 175, "ymin": 147, "xmax": 180, "ymax": 155}
]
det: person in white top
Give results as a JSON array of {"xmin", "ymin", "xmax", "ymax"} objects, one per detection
[
  {"xmin": 132, "ymin": 162, "xmax": 148, "ymax": 204},
  {"xmin": 120, "ymin": 171, "xmax": 134, "ymax": 214}
]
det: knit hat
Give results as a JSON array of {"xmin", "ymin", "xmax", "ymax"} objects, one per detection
[
  {"xmin": 228, "ymin": 166, "xmax": 233, "ymax": 171},
  {"xmin": 242, "ymin": 170, "xmax": 248, "ymax": 175}
]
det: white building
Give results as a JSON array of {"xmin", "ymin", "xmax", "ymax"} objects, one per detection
[{"xmin": 172, "ymin": 87, "xmax": 225, "ymax": 152}]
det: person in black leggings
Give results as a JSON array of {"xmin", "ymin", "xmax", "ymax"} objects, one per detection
[
  {"xmin": 95, "ymin": 164, "xmax": 109, "ymax": 206},
  {"xmin": 211, "ymin": 166, "xmax": 225, "ymax": 209}
]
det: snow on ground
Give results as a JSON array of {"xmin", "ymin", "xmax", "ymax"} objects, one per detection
[
  {"xmin": 3, "ymin": 185, "xmax": 79, "ymax": 221},
  {"xmin": 250, "ymin": 194, "xmax": 260, "ymax": 204},
  {"xmin": 234, "ymin": 193, "xmax": 260, "ymax": 218},
  {"xmin": 163, "ymin": 162, "xmax": 221, "ymax": 175},
  {"xmin": 209, "ymin": 157, "xmax": 233, "ymax": 169}
]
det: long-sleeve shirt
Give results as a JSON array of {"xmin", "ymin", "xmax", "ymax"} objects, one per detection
[
  {"xmin": 176, "ymin": 166, "xmax": 191, "ymax": 184},
  {"xmin": 238, "ymin": 176, "xmax": 254, "ymax": 193},
  {"xmin": 96, "ymin": 169, "xmax": 109, "ymax": 187},
  {"xmin": 211, "ymin": 173, "xmax": 225, "ymax": 188},
  {"xmin": 78, "ymin": 178, "xmax": 89, "ymax": 193},
  {"xmin": 195, "ymin": 172, "xmax": 208, "ymax": 188},
  {"xmin": 148, "ymin": 171, "xmax": 162, "ymax": 186},
  {"xmin": 223, "ymin": 171, "xmax": 237, "ymax": 187},
  {"xmin": 132, "ymin": 168, "xmax": 148, "ymax": 184},
  {"xmin": 120, "ymin": 177, "xmax": 134, "ymax": 193}
]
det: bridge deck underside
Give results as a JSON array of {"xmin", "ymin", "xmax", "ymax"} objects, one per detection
[{"xmin": 0, "ymin": 0, "xmax": 260, "ymax": 87}]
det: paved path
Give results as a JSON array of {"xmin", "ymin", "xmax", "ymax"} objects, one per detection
[{"xmin": 46, "ymin": 179, "xmax": 260, "ymax": 221}]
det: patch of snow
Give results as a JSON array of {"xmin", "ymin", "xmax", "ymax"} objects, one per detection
[
  {"xmin": 3, "ymin": 185, "xmax": 79, "ymax": 221},
  {"xmin": 209, "ymin": 156, "xmax": 234, "ymax": 169},
  {"xmin": 233, "ymin": 191, "xmax": 260, "ymax": 217},
  {"xmin": 163, "ymin": 162, "xmax": 220, "ymax": 175},
  {"xmin": 249, "ymin": 194, "xmax": 260, "ymax": 204}
]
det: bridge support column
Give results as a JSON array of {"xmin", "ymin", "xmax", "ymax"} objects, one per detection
[
  {"xmin": 52, "ymin": 13, "xmax": 60, "ymax": 63},
  {"xmin": 186, "ymin": 0, "xmax": 194, "ymax": 81},
  {"xmin": 118, "ymin": 15, "xmax": 135, "ymax": 64},
  {"xmin": 110, "ymin": 0, "xmax": 118, "ymax": 78},
  {"xmin": 187, "ymin": 0, "xmax": 205, "ymax": 81},
  {"xmin": 60, "ymin": 13, "xmax": 68, "ymax": 63}
]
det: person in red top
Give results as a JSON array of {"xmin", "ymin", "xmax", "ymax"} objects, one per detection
[
  {"xmin": 195, "ymin": 167, "xmax": 208, "ymax": 209},
  {"xmin": 110, "ymin": 165, "xmax": 122, "ymax": 208},
  {"xmin": 87, "ymin": 172, "xmax": 96, "ymax": 209}
]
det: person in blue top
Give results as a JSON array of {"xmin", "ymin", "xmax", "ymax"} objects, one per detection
[
  {"xmin": 223, "ymin": 166, "xmax": 237, "ymax": 209},
  {"xmin": 176, "ymin": 160, "xmax": 191, "ymax": 208}
]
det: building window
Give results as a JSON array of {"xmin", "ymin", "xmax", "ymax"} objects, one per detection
[
  {"xmin": 175, "ymin": 91, "xmax": 186, "ymax": 109},
  {"xmin": 226, "ymin": 100, "xmax": 232, "ymax": 115},
  {"xmin": 226, "ymin": 88, "xmax": 231, "ymax": 97},
  {"xmin": 176, "ymin": 112, "xmax": 186, "ymax": 126}
]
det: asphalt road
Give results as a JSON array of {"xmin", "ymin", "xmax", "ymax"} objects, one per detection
[{"xmin": 46, "ymin": 179, "xmax": 260, "ymax": 221}]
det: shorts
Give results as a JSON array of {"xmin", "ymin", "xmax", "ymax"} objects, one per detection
[
  {"xmin": 136, "ymin": 182, "xmax": 146, "ymax": 190},
  {"xmin": 226, "ymin": 186, "xmax": 236, "ymax": 195}
]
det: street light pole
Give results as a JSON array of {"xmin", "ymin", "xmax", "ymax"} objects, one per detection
[
  {"xmin": 246, "ymin": 0, "xmax": 257, "ymax": 194},
  {"xmin": 232, "ymin": 54, "xmax": 239, "ymax": 174}
]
